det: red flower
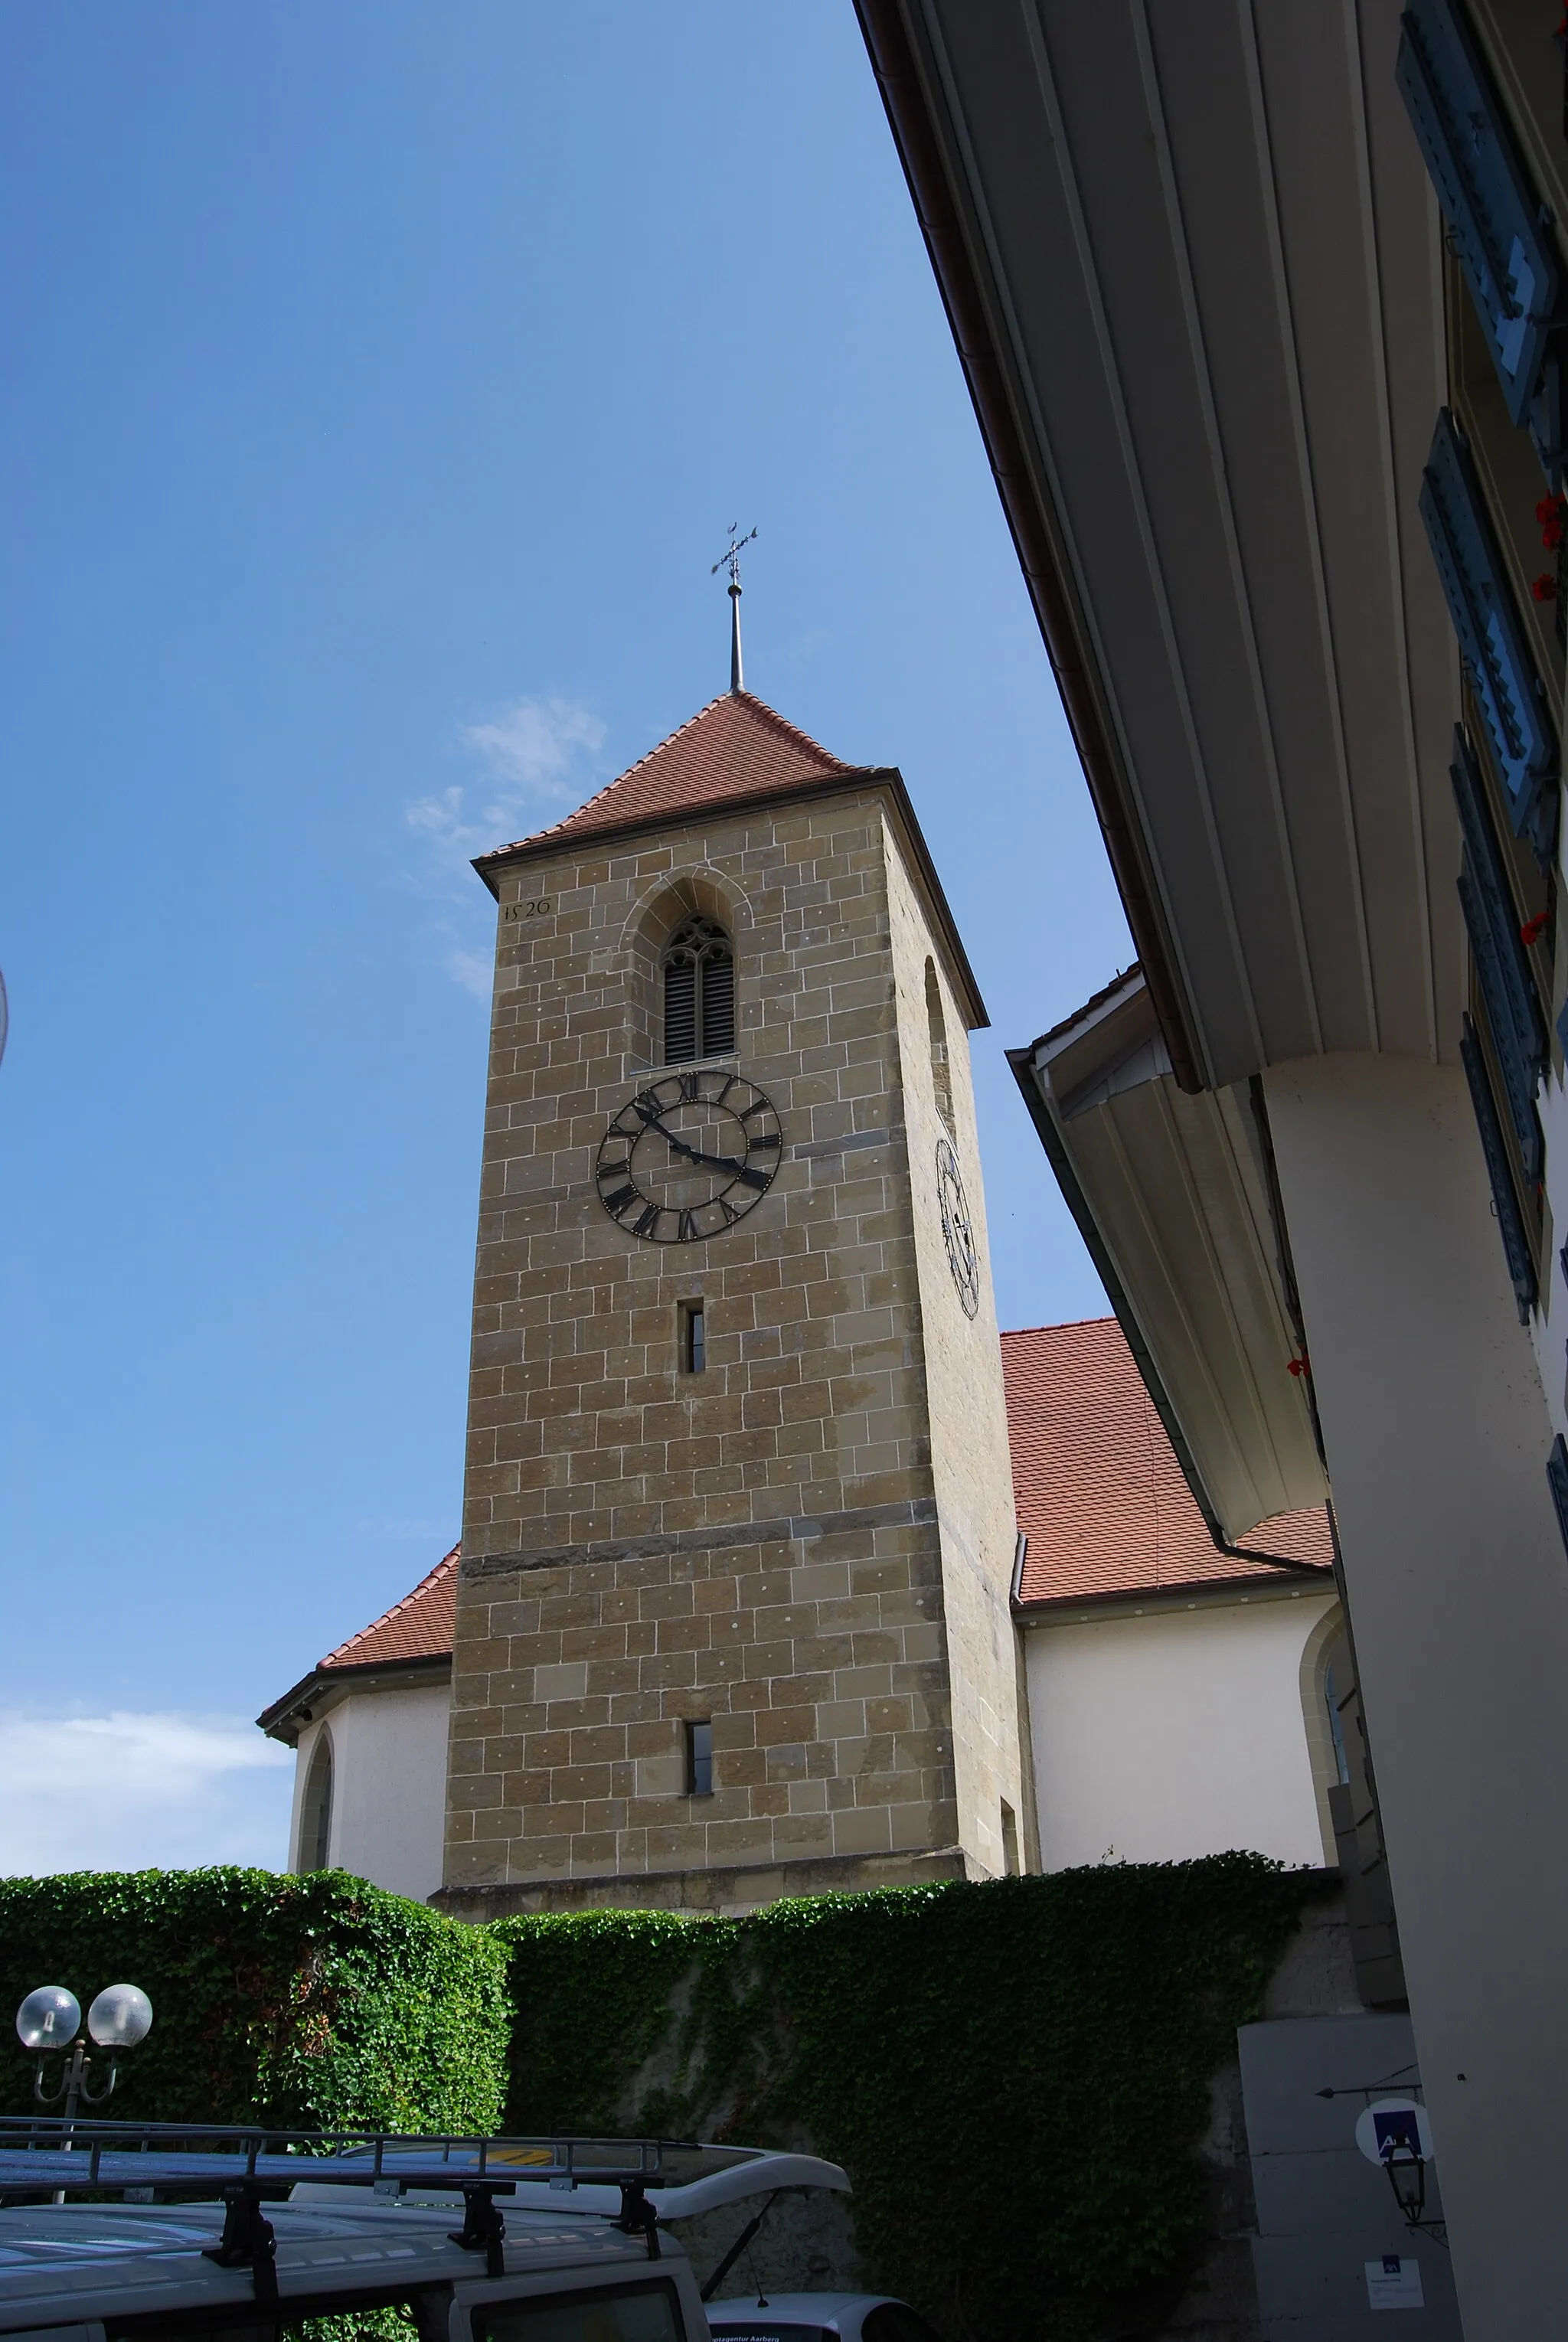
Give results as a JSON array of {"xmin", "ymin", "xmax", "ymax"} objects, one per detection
[
  {"xmin": 1521, "ymin": 912, "xmax": 1550, "ymax": 946},
  {"xmin": 1532, "ymin": 572, "xmax": 1559, "ymax": 602}
]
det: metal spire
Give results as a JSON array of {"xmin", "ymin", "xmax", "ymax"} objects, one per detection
[{"xmin": 711, "ymin": 524, "xmax": 757, "ymax": 694}]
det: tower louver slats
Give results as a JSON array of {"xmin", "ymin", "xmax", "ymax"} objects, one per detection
[
  {"xmin": 701, "ymin": 949, "xmax": 735, "ymax": 1056},
  {"xmin": 664, "ymin": 956, "xmax": 697, "ymax": 1063},
  {"xmin": 662, "ymin": 916, "xmax": 733, "ymax": 1062}
]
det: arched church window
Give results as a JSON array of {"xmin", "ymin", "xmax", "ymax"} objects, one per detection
[
  {"xmin": 662, "ymin": 916, "xmax": 735, "ymax": 1063},
  {"xmin": 299, "ymin": 1731, "xmax": 334, "ymax": 1872},
  {"xmin": 925, "ymin": 959, "xmax": 954, "ymax": 1130}
]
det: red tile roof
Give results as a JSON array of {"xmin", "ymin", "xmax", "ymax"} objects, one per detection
[
  {"xmin": 318, "ymin": 1544, "xmax": 459, "ymax": 1671},
  {"xmin": 475, "ymin": 691, "xmax": 861, "ymax": 864},
  {"xmin": 1004, "ymin": 1318, "xmax": 1333, "ymax": 1606}
]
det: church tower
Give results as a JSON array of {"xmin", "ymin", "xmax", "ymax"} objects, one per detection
[{"xmin": 438, "ymin": 681, "xmax": 1028, "ymax": 1915}]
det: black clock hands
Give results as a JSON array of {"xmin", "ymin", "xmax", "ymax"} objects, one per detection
[
  {"xmin": 597, "ymin": 1071, "xmax": 781, "ymax": 1243},
  {"xmin": 629, "ymin": 1100, "xmax": 743, "ymax": 1176}
]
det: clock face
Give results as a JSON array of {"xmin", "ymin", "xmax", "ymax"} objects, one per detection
[
  {"xmin": 936, "ymin": 1135, "xmax": 981, "ymax": 1319},
  {"xmin": 596, "ymin": 1070, "xmax": 782, "ymax": 1243}
]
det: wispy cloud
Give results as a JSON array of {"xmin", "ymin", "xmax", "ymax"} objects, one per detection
[
  {"xmin": 0, "ymin": 1711, "xmax": 293, "ymax": 1877},
  {"xmin": 407, "ymin": 695, "xmax": 606, "ymax": 993},
  {"xmin": 461, "ymin": 698, "xmax": 606, "ymax": 798},
  {"xmin": 409, "ymin": 696, "xmax": 606, "ymax": 876},
  {"xmin": 442, "ymin": 946, "xmax": 495, "ymax": 999}
]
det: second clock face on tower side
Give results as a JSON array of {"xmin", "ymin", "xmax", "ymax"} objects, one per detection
[
  {"xmin": 936, "ymin": 1135, "xmax": 981, "ymax": 1318},
  {"xmin": 596, "ymin": 1070, "xmax": 782, "ymax": 1243}
]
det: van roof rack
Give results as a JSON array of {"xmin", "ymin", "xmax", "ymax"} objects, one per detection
[
  {"xmin": 0, "ymin": 2115, "xmax": 672, "ymax": 2199},
  {"xmin": 0, "ymin": 2118, "xmax": 695, "ymax": 2294}
]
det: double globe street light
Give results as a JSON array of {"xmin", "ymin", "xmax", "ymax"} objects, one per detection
[{"xmin": 16, "ymin": 1983, "xmax": 155, "ymax": 2120}]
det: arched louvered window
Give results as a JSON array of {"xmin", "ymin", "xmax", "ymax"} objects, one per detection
[
  {"xmin": 299, "ymin": 1732, "xmax": 334, "ymax": 1872},
  {"xmin": 662, "ymin": 916, "xmax": 735, "ymax": 1063}
]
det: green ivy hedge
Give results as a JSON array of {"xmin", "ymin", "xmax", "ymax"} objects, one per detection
[
  {"xmin": 0, "ymin": 1857, "xmax": 1330, "ymax": 2340},
  {"xmin": 498, "ymin": 1857, "xmax": 1333, "ymax": 2342},
  {"xmin": 0, "ymin": 1869, "xmax": 508, "ymax": 2133}
]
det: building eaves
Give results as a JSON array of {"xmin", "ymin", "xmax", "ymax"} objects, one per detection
[
  {"xmin": 852, "ymin": 0, "xmax": 1204, "ymax": 1092},
  {"xmin": 1014, "ymin": 1563, "xmax": 1333, "ymax": 1624},
  {"xmin": 1001, "ymin": 1317, "xmax": 1334, "ymax": 1603},
  {"xmin": 1021, "ymin": 963, "xmax": 1144, "ymax": 1061},
  {"xmin": 256, "ymin": 1649, "xmax": 452, "ymax": 1746}
]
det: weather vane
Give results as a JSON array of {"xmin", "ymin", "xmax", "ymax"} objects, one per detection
[{"xmin": 711, "ymin": 524, "xmax": 758, "ymax": 694}]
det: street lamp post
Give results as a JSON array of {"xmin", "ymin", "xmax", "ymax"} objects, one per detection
[{"xmin": 17, "ymin": 1984, "xmax": 155, "ymax": 2121}]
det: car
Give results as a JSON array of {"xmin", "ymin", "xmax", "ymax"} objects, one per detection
[
  {"xmin": 705, "ymin": 2297, "xmax": 943, "ymax": 2342},
  {"xmin": 0, "ymin": 2122, "xmax": 852, "ymax": 2342}
]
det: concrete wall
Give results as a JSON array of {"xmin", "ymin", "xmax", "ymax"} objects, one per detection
[
  {"xmin": 1264, "ymin": 1050, "xmax": 1568, "ymax": 2340},
  {"xmin": 1241, "ymin": 2011, "xmax": 1462, "ymax": 2339},
  {"xmin": 1024, "ymin": 1589, "xmax": 1339, "ymax": 1872},
  {"xmin": 291, "ymin": 1684, "xmax": 449, "ymax": 1903}
]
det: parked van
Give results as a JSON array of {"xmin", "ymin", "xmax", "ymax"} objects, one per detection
[{"xmin": 0, "ymin": 2124, "xmax": 849, "ymax": 2342}]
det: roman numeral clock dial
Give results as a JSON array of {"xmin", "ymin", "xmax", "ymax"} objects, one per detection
[
  {"xmin": 595, "ymin": 1071, "xmax": 782, "ymax": 1243},
  {"xmin": 936, "ymin": 1135, "xmax": 981, "ymax": 1319}
]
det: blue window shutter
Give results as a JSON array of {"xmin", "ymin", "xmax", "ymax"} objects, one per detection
[
  {"xmin": 1421, "ymin": 412, "xmax": 1559, "ymax": 859},
  {"xmin": 1547, "ymin": 1436, "xmax": 1568, "ymax": 1557},
  {"xmin": 1398, "ymin": 0, "xmax": 1560, "ymax": 433},
  {"xmin": 1460, "ymin": 1012, "xmax": 1537, "ymax": 1320},
  {"xmin": 1451, "ymin": 728, "xmax": 1546, "ymax": 1174}
]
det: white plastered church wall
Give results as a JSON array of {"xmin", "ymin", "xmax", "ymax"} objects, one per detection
[
  {"xmin": 289, "ymin": 1686, "xmax": 450, "ymax": 1902},
  {"xmin": 1024, "ymin": 1589, "xmax": 1339, "ymax": 1871}
]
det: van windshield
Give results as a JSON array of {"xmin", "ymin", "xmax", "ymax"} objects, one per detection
[{"xmin": 476, "ymin": 2279, "xmax": 685, "ymax": 2342}]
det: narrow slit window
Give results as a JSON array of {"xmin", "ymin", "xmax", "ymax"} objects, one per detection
[
  {"xmin": 1000, "ymin": 1799, "xmax": 1021, "ymax": 1877},
  {"xmin": 662, "ymin": 917, "xmax": 734, "ymax": 1063},
  {"xmin": 685, "ymin": 1719, "xmax": 714, "ymax": 1797},
  {"xmin": 925, "ymin": 959, "xmax": 955, "ymax": 1130},
  {"xmin": 680, "ymin": 1300, "xmax": 706, "ymax": 1374}
]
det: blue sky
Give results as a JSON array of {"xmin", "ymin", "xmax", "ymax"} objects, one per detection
[{"xmin": 0, "ymin": 1, "xmax": 1129, "ymax": 1870}]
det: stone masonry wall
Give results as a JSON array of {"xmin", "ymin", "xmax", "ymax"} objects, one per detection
[
  {"xmin": 443, "ymin": 786, "xmax": 990, "ymax": 1896},
  {"xmin": 883, "ymin": 818, "xmax": 1030, "ymax": 1881}
]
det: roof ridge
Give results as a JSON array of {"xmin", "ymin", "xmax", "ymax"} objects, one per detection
[
  {"xmin": 479, "ymin": 691, "xmax": 857, "ymax": 861},
  {"xmin": 319, "ymin": 1543, "xmax": 460, "ymax": 1670},
  {"xmin": 1001, "ymin": 1316, "xmax": 1119, "ymax": 1340}
]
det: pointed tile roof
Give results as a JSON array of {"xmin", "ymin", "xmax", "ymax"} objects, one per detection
[
  {"xmin": 255, "ymin": 1546, "xmax": 460, "ymax": 1736},
  {"xmin": 1004, "ymin": 1320, "xmax": 1334, "ymax": 1605},
  {"xmin": 318, "ymin": 1544, "xmax": 459, "ymax": 1670},
  {"xmin": 475, "ymin": 691, "xmax": 864, "ymax": 870}
]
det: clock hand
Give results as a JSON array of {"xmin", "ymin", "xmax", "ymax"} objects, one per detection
[
  {"xmin": 631, "ymin": 1104, "xmax": 744, "ymax": 1175},
  {"xmin": 674, "ymin": 1142, "xmax": 746, "ymax": 1173},
  {"xmin": 632, "ymin": 1106, "xmax": 697, "ymax": 1152}
]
